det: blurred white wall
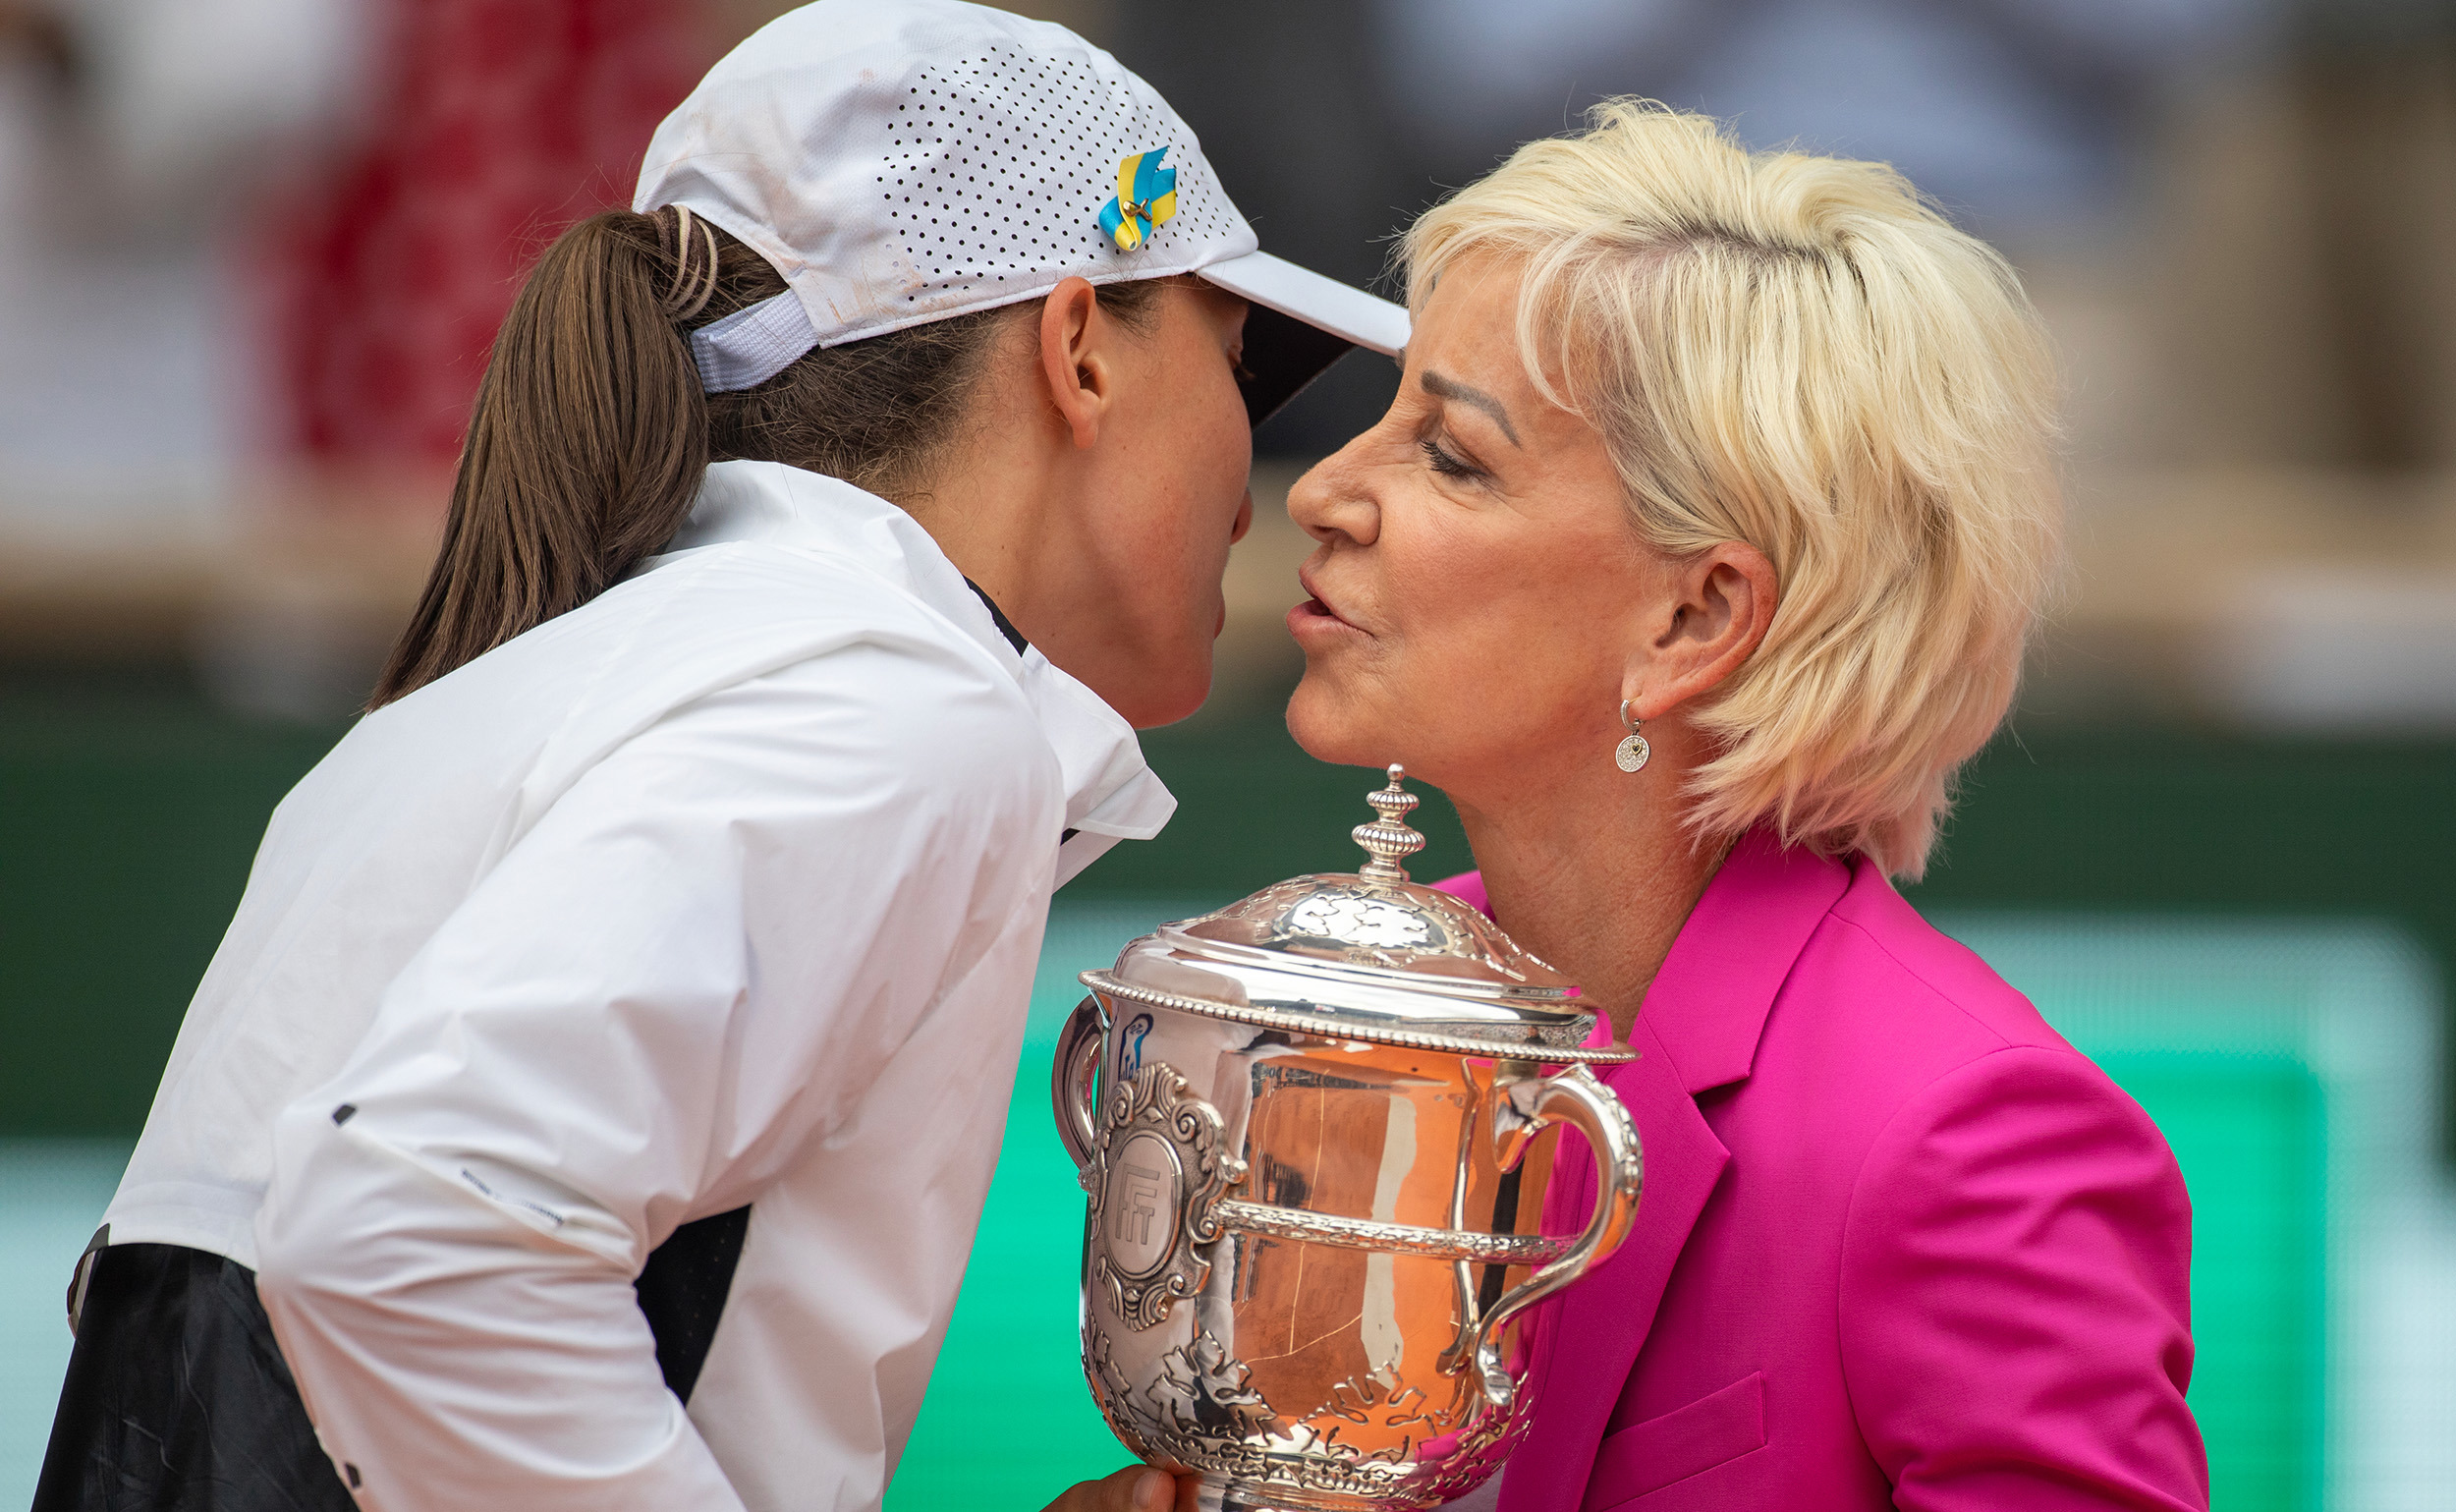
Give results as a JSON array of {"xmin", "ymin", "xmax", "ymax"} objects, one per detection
[{"xmin": 0, "ymin": 0, "xmax": 364, "ymax": 532}]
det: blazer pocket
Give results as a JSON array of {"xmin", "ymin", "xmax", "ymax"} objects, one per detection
[{"xmin": 1582, "ymin": 1372, "xmax": 1766, "ymax": 1509}]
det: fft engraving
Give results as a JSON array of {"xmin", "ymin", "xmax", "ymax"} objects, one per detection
[{"xmin": 1087, "ymin": 1062, "xmax": 1246, "ymax": 1330}]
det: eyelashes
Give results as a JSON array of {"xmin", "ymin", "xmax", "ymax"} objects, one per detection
[{"xmin": 1420, "ymin": 436, "xmax": 1480, "ymax": 479}]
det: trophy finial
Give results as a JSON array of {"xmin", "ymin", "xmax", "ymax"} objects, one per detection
[{"xmin": 1353, "ymin": 764, "xmax": 1426, "ymax": 883}]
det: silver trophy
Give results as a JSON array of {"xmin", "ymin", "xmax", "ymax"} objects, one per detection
[{"xmin": 1053, "ymin": 766, "xmax": 1644, "ymax": 1512}]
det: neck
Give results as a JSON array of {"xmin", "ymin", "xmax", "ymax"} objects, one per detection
[
  {"xmin": 1449, "ymin": 730, "xmax": 1731, "ymax": 1041},
  {"xmin": 891, "ymin": 418, "xmax": 1074, "ymax": 629}
]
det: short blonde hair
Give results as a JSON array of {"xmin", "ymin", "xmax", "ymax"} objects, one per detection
[{"xmin": 1402, "ymin": 100, "xmax": 2061, "ymax": 879}]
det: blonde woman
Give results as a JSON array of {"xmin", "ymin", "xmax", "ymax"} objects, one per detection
[{"xmin": 1284, "ymin": 104, "xmax": 2206, "ymax": 1510}]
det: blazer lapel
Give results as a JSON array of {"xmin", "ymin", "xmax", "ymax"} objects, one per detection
[
  {"xmin": 1493, "ymin": 833, "xmax": 1853, "ymax": 1512},
  {"xmin": 1495, "ymin": 1019, "xmax": 1729, "ymax": 1512}
]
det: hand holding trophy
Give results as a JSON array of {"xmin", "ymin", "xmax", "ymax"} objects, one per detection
[
  {"xmin": 1037, "ymin": 1465, "xmax": 1196, "ymax": 1512},
  {"xmin": 1053, "ymin": 768, "xmax": 1646, "ymax": 1512}
]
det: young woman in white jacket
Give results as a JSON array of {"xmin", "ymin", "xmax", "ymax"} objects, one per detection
[{"xmin": 33, "ymin": 6, "xmax": 1406, "ymax": 1511}]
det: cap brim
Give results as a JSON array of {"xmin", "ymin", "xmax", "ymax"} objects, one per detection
[
  {"xmin": 1200, "ymin": 251, "xmax": 1410, "ymax": 428},
  {"xmin": 1201, "ymin": 251, "xmax": 1409, "ymax": 357}
]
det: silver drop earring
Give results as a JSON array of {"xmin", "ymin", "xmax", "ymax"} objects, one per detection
[{"xmin": 1615, "ymin": 699, "xmax": 1650, "ymax": 772}]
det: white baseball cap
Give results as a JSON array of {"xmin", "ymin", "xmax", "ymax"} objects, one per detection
[{"xmin": 634, "ymin": 0, "xmax": 1410, "ymax": 424}]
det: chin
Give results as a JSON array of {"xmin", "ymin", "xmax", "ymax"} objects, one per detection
[
  {"xmin": 1117, "ymin": 656, "xmax": 1212, "ymax": 730},
  {"xmin": 1284, "ymin": 669, "xmax": 1400, "ymax": 770}
]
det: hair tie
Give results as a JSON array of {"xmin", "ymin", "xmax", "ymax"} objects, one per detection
[{"xmin": 659, "ymin": 205, "xmax": 721, "ymax": 322}]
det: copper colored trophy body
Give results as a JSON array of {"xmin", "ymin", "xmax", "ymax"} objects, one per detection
[{"xmin": 1053, "ymin": 769, "xmax": 1644, "ymax": 1512}]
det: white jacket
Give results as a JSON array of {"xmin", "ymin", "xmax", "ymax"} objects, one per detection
[{"xmin": 98, "ymin": 460, "xmax": 1174, "ymax": 1512}]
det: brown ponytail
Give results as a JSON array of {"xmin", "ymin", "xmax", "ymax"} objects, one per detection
[
  {"xmin": 370, "ymin": 210, "xmax": 1167, "ymax": 709},
  {"xmin": 369, "ymin": 209, "xmax": 706, "ymax": 706}
]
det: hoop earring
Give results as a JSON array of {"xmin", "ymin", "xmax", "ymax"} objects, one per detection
[{"xmin": 1614, "ymin": 699, "xmax": 1650, "ymax": 773}]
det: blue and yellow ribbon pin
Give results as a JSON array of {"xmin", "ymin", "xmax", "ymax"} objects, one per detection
[{"xmin": 1098, "ymin": 146, "xmax": 1177, "ymax": 252}]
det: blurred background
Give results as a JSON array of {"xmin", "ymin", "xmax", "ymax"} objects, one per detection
[{"xmin": 3, "ymin": 0, "xmax": 2454, "ymax": 1507}]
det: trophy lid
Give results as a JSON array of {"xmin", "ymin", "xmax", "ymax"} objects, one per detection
[{"xmin": 1081, "ymin": 766, "xmax": 1634, "ymax": 1063}]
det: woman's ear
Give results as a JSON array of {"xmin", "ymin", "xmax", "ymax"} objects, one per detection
[
  {"xmin": 1038, "ymin": 276, "xmax": 1114, "ymax": 449},
  {"xmin": 1627, "ymin": 541, "xmax": 1777, "ymax": 720}
]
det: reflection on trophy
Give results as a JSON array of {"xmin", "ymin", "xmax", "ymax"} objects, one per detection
[{"xmin": 1052, "ymin": 767, "xmax": 1646, "ymax": 1512}]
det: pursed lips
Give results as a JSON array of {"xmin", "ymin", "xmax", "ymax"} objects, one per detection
[{"xmin": 1292, "ymin": 565, "xmax": 1364, "ymax": 634}]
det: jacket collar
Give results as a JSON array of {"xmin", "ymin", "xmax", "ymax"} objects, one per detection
[
  {"xmin": 1431, "ymin": 829, "xmax": 1849, "ymax": 1087},
  {"xmin": 661, "ymin": 461, "xmax": 1175, "ymax": 881},
  {"xmin": 666, "ymin": 459, "xmax": 1013, "ymax": 661},
  {"xmin": 1486, "ymin": 832, "xmax": 1853, "ymax": 1512},
  {"xmin": 1635, "ymin": 829, "xmax": 1852, "ymax": 1092}
]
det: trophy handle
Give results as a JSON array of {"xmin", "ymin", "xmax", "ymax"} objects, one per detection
[
  {"xmin": 1453, "ymin": 1063, "xmax": 1643, "ymax": 1409},
  {"xmin": 1051, "ymin": 994, "xmax": 1108, "ymax": 1171}
]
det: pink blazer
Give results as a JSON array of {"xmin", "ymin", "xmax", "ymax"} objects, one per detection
[{"xmin": 1436, "ymin": 833, "xmax": 2207, "ymax": 1511}]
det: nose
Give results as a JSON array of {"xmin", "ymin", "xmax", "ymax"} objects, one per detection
[
  {"xmin": 1286, "ymin": 439, "xmax": 1380, "ymax": 547},
  {"xmin": 1230, "ymin": 490, "xmax": 1254, "ymax": 544}
]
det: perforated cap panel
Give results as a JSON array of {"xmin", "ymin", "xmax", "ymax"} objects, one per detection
[
  {"xmin": 876, "ymin": 48, "xmax": 1241, "ymax": 314},
  {"xmin": 636, "ymin": 0, "xmax": 1259, "ymax": 349}
]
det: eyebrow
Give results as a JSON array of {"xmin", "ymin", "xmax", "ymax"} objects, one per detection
[{"xmin": 1421, "ymin": 370, "xmax": 1521, "ymax": 448}]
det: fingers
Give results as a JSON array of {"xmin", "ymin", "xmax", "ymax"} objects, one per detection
[{"xmin": 1047, "ymin": 1465, "xmax": 1181, "ymax": 1512}]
